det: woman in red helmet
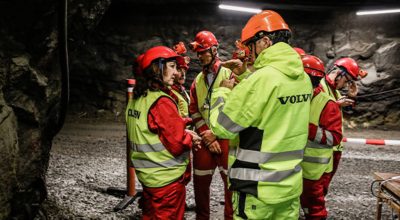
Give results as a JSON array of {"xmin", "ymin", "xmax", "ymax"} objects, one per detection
[
  {"xmin": 299, "ymin": 55, "xmax": 343, "ymax": 220},
  {"xmin": 126, "ymin": 46, "xmax": 201, "ymax": 220}
]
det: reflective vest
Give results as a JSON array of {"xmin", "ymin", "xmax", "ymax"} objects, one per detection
[
  {"xmin": 320, "ymin": 78, "xmax": 344, "ymax": 152},
  {"xmin": 211, "ymin": 42, "xmax": 312, "ymax": 204},
  {"xmin": 194, "ymin": 66, "xmax": 231, "ymax": 127},
  {"xmin": 126, "ymin": 90, "xmax": 189, "ymax": 187},
  {"xmin": 171, "ymin": 88, "xmax": 189, "ymax": 117},
  {"xmin": 301, "ymin": 92, "xmax": 335, "ymax": 180}
]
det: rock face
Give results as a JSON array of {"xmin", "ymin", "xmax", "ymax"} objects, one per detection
[
  {"xmin": 0, "ymin": 1, "xmax": 399, "ymax": 219},
  {"xmin": 70, "ymin": 3, "xmax": 400, "ymax": 128},
  {"xmin": 0, "ymin": 0, "xmax": 111, "ymax": 219}
]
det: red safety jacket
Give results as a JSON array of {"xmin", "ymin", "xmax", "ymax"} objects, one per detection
[
  {"xmin": 148, "ymin": 88, "xmax": 193, "ymax": 157},
  {"xmin": 308, "ymin": 82, "xmax": 343, "ymax": 146}
]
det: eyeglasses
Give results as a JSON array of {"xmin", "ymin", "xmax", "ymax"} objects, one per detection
[{"xmin": 339, "ymin": 67, "xmax": 353, "ymax": 84}]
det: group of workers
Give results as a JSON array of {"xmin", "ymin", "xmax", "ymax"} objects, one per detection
[{"xmin": 126, "ymin": 9, "xmax": 367, "ymax": 220}]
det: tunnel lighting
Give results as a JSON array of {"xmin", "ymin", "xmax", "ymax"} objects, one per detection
[
  {"xmin": 219, "ymin": 4, "xmax": 262, "ymax": 14},
  {"xmin": 356, "ymin": 8, "xmax": 400, "ymax": 16}
]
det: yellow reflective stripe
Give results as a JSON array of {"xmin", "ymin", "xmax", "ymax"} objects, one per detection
[
  {"xmin": 194, "ymin": 168, "xmax": 215, "ymax": 176},
  {"xmin": 217, "ymin": 107, "xmax": 245, "ymax": 133},
  {"xmin": 230, "ymin": 165, "xmax": 302, "ymax": 182},
  {"xmin": 325, "ymin": 130, "xmax": 333, "ymax": 146},
  {"xmin": 306, "ymin": 140, "xmax": 332, "ymax": 149},
  {"xmin": 303, "ymin": 156, "xmax": 330, "ymax": 164},
  {"xmin": 132, "ymin": 151, "xmax": 189, "ymax": 168},
  {"xmin": 195, "ymin": 120, "xmax": 206, "ymax": 129},
  {"xmin": 218, "ymin": 166, "xmax": 228, "ymax": 175},
  {"xmin": 211, "ymin": 97, "xmax": 225, "ymax": 110},
  {"xmin": 191, "ymin": 113, "xmax": 202, "ymax": 120},
  {"xmin": 315, "ymin": 127, "xmax": 323, "ymax": 143},
  {"xmin": 132, "ymin": 142, "xmax": 165, "ymax": 152},
  {"xmin": 236, "ymin": 148, "xmax": 304, "ymax": 164}
]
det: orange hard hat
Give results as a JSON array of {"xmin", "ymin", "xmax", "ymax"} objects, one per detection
[
  {"xmin": 141, "ymin": 46, "xmax": 179, "ymax": 71},
  {"xmin": 173, "ymin": 42, "xmax": 187, "ymax": 55},
  {"xmin": 190, "ymin": 31, "xmax": 219, "ymax": 52},
  {"xmin": 241, "ymin": 10, "xmax": 290, "ymax": 44},
  {"xmin": 294, "ymin": 47, "xmax": 306, "ymax": 56},
  {"xmin": 334, "ymin": 57, "xmax": 360, "ymax": 80},
  {"xmin": 301, "ymin": 55, "xmax": 325, "ymax": 78}
]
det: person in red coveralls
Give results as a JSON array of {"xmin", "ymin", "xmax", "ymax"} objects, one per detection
[
  {"xmin": 126, "ymin": 46, "xmax": 201, "ymax": 220},
  {"xmin": 299, "ymin": 54, "xmax": 343, "ymax": 220},
  {"xmin": 171, "ymin": 42, "xmax": 195, "ymax": 209},
  {"xmin": 189, "ymin": 31, "xmax": 233, "ymax": 220},
  {"xmin": 300, "ymin": 56, "xmax": 365, "ymax": 219}
]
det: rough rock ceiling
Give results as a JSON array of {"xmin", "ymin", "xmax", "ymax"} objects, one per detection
[{"xmin": 112, "ymin": 0, "xmax": 400, "ymax": 11}]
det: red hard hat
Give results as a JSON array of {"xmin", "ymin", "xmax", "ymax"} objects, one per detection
[
  {"xmin": 294, "ymin": 47, "xmax": 306, "ymax": 56},
  {"xmin": 141, "ymin": 46, "xmax": 179, "ymax": 71},
  {"xmin": 176, "ymin": 56, "xmax": 189, "ymax": 70},
  {"xmin": 301, "ymin": 55, "xmax": 325, "ymax": 78},
  {"xmin": 241, "ymin": 10, "xmax": 290, "ymax": 44},
  {"xmin": 135, "ymin": 53, "xmax": 145, "ymax": 75},
  {"xmin": 190, "ymin": 31, "xmax": 218, "ymax": 52},
  {"xmin": 334, "ymin": 57, "xmax": 360, "ymax": 80}
]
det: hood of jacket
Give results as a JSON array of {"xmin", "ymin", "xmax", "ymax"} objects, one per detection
[{"xmin": 253, "ymin": 42, "xmax": 304, "ymax": 79}]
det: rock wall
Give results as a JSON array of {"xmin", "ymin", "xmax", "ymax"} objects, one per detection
[
  {"xmin": 0, "ymin": 0, "xmax": 111, "ymax": 219},
  {"xmin": 70, "ymin": 2, "xmax": 400, "ymax": 128},
  {"xmin": 0, "ymin": 1, "xmax": 399, "ymax": 219}
]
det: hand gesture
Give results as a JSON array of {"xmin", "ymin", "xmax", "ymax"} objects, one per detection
[
  {"xmin": 221, "ymin": 59, "xmax": 247, "ymax": 75},
  {"xmin": 220, "ymin": 78, "xmax": 236, "ymax": 90},
  {"xmin": 186, "ymin": 129, "xmax": 202, "ymax": 151},
  {"xmin": 337, "ymin": 96, "xmax": 355, "ymax": 107},
  {"xmin": 347, "ymin": 81, "xmax": 358, "ymax": 98},
  {"xmin": 200, "ymin": 130, "xmax": 216, "ymax": 146},
  {"xmin": 207, "ymin": 140, "xmax": 222, "ymax": 154}
]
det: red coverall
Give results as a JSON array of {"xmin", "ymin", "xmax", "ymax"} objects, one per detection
[
  {"xmin": 141, "ymin": 88, "xmax": 193, "ymax": 220},
  {"xmin": 189, "ymin": 60, "xmax": 233, "ymax": 220},
  {"xmin": 301, "ymin": 83, "xmax": 343, "ymax": 220},
  {"xmin": 171, "ymin": 84, "xmax": 192, "ymax": 185}
]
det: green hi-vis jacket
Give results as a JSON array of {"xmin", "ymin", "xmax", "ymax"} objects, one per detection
[
  {"xmin": 194, "ymin": 65, "xmax": 232, "ymax": 128},
  {"xmin": 209, "ymin": 42, "xmax": 312, "ymax": 204},
  {"xmin": 320, "ymin": 78, "xmax": 344, "ymax": 152},
  {"xmin": 125, "ymin": 90, "xmax": 189, "ymax": 187},
  {"xmin": 301, "ymin": 92, "xmax": 335, "ymax": 180},
  {"xmin": 171, "ymin": 89, "xmax": 189, "ymax": 117}
]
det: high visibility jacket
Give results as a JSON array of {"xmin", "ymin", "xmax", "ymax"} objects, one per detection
[
  {"xmin": 210, "ymin": 42, "xmax": 312, "ymax": 204},
  {"xmin": 320, "ymin": 78, "xmax": 344, "ymax": 152},
  {"xmin": 191, "ymin": 65, "xmax": 232, "ymax": 130},
  {"xmin": 126, "ymin": 90, "xmax": 189, "ymax": 187},
  {"xmin": 171, "ymin": 88, "xmax": 189, "ymax": 117},
  {"xmin": 301, "ymin": 92, "xmax": 335, "ymax": 180}
]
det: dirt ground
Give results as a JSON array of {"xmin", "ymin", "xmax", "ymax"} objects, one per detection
[{"xmin": 42, "ymin": 116, "xmax": 400, "ymax": 219}]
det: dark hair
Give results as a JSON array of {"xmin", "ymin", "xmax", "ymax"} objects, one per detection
[
  {"xmin": 310, "ymin": 75, "xmax": 323, "ymax": 88},
  {"xmin": 133, "ymin": 62, "xmax": 163, "ymax": 99},
  {"xmin": 266, "ymin": 30, "xmax": 291, "ymax": 44}
]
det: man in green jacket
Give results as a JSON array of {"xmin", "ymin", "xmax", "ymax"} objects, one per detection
[{"xmin": 209, "ymin": 10, "xmax": 312, "ymax": 219}]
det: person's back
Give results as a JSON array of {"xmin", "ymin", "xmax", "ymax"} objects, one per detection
[{"xmin": 209, "ymin": 10, "xmax": 312, "ymax": 220}]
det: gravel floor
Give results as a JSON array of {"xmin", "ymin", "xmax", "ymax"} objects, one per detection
[{"xmin": 42, "ymin": 118, "xmax": 400, "ymax": 219}]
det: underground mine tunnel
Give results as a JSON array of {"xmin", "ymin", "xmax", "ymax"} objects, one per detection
[{"xmin": 0, "ymin": 0, "xmax": 400, "ymax": 219}]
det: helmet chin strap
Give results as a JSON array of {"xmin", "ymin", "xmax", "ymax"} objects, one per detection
[{"xmin": 157, "ymin": 59, "xmax": 165, "ymax": 84}]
